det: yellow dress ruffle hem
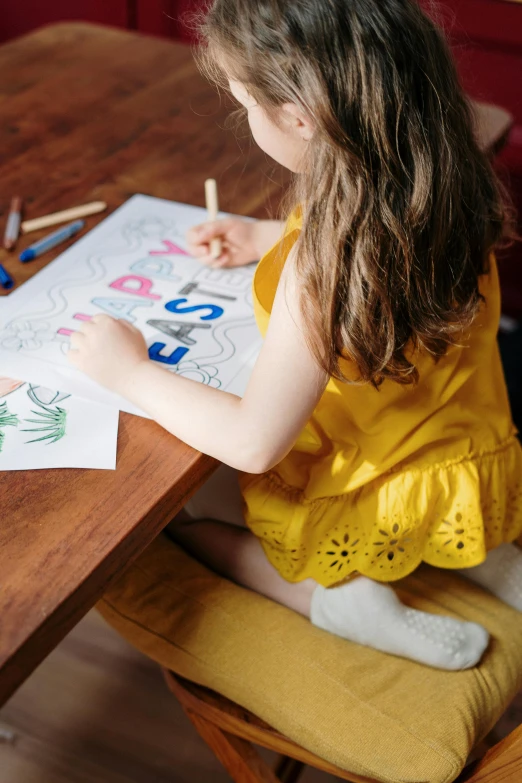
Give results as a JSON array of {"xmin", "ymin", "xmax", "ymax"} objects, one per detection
[{"xmin": 241, "ymin": 434, "xmax": 522, "ymax": 584}]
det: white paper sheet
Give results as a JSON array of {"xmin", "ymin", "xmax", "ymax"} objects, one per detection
[
  {"xmin": 0, "ymin": 377, "xmax": 119, "ymax": 470},
  {"xmin": 0, "ymin": 196, "xmax": 262, "ymax": 416}
]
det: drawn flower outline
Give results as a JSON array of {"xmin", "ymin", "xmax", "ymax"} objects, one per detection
[
  {"xmin": 1, "ymin": 320, "xmax": 56, "ymax": 352},
  {"xmin": 172, "ymin": 360, "xmax": 221, "ymax": 389}
]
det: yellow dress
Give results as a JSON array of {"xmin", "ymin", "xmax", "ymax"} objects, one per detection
[{"xmin": 239, "ymin": 211, "xmax": 522, "ymax": 586}]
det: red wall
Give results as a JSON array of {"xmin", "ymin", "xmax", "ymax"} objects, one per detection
[
  {"xmin": 422, "ymin": 0, "xmax": 522, "ymax": 317},
  {"xmin": 0, "ymin": 1, "xmax": 131, "ymax": 42},
  {"xmin": 422, "ymin": 0, "xmax": 522, "ymax": 118},
  {"xmin": 136, "ymin": 0, "xmax": 199, "ymax": 41},
  {"xmin": 0, "ymin": 0, "xmax": 202, "ymax": 43}
]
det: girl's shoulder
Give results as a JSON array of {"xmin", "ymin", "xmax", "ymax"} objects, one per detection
[
  {"xmin": 253, "ymin": 209, "xmax": 303, "ymax": 333},
  {"xmin": 284, "ymin": 207, "xmax": 303, "ymax": 235}
]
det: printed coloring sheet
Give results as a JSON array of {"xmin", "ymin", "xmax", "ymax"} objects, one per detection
[
  {"xmin": 0, "ymin": 195, "xmax": 262, "ymax": 416},
  {"xmin": 0, "ymin": 377, "xmax": 119, "ymax": 470}
]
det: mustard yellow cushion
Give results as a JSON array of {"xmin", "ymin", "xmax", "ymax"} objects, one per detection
[{"xmin": 98, "ymin": 533, "xmax": 522, "ymax": 783}]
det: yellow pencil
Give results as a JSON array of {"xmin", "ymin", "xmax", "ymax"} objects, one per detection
[
  {"xmin": 204, "ymin": 179, "xmax": 222, "ymax": 260},
  {"xmin": 21, "ymin": 201, "xmax": 107, "ymax": 233}
]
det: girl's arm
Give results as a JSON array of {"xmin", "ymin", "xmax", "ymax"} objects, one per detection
[
  {"xmin": 252, "ymin": 220, "xmax": 286, "ymax": 257},
  {"xmin": 68, "ymin": 246, "xmax": 328, "ymax": 473}
]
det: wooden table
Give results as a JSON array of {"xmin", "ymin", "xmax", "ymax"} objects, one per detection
[{"xmin": 0, "ymin": 23, "xmax": 286, "ymax": 707}]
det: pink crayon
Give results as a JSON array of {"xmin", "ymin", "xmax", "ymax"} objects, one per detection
[
  {"xmin": 150, "ymin": 240, "xmax": 188, "ymax": 256},
  {"xmin": 58, "ymin": 313, "xmax": 92, "ymax": 337}
]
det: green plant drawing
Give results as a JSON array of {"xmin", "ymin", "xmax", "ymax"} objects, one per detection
[
  {"xmin": 0, "ymin": 401, "xmax": 19, "ymax": 452},
  {"xmin": 21, "ymin": 398, "xmax": 67, "ymax": 445},
  {"xmin": 0, "ymin": 401, "xmax": 19, "ymax": 428}
]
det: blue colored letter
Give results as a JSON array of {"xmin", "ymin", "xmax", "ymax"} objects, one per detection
[
  {"xmin": 165, "ymin": 298, "xmax": 223, "ymax": 321},
  {"xmin": 148, "ymin": 343, "xmax": 189, "ymax": 365}
]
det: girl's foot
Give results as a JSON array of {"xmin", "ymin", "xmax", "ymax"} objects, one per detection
[
  {"xmin": 311, "ymin": 576, "xmax": 489, "ymax": 670},
  {"xmin": 458, "ymin": 543, "xmax": 522, "ymax": 612}
]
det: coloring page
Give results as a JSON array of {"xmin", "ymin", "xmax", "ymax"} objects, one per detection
[
  {"xmin": 0, "ymin": 377, "xmax": 119, "ymax": 470},
  {"xmin": 0, "ymin": 195, "xmax": 262, "ymax": 416}
]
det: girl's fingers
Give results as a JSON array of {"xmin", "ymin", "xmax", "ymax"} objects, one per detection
[
  {"xmin": 199, "ymin": 249, "xmax": 232, "ymax": 267},
  {"xmin": 187, "ymin": 219, "xmax": 232, "ymax": 245},
  {"xmin": 210, "ymin": 254, "xmax": 232, "ymax": 268},
  {"xmin": 186, "ymin": 221, "xmax": 241, "ymax": 261},
  {"xmin": 117, "ymin": 317, "xmax": 133, "ymax": 329},
  {"xmin": 91, "ymin": 314, "xmax": 113, "ymax": 325},
  {"xmin": 70, "ymin": 332, "xmax": 85, "ymax": 349},
  {"xmin": 187, "ymin": 242, "xmax": 212, "ymax": 258},
  {"xmin": 78, "ymin": 319, "xmax": 95, "ymax": 331},
  {"xmin": 118, "ymin": 318, "xmax": 140, "ymax": 334},
  {"xmin": 186, "ymin": 222, "xmax": 211, "ymax": 241},
  {"xmin": 67, "ymin": 348, "xmax": 79, "ymax": 365},
  {"xmin": 187, "ymin": 238, "xmax": 227, "ymax": 258}
]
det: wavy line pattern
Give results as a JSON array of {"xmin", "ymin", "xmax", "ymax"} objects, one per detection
[
  {"xmin": 190, "ymin": 317, "xmax": 257, "ymax": 366},
  {"xmin": 2, "ymin": 213, "xmax": 186, "ymax": 333}
]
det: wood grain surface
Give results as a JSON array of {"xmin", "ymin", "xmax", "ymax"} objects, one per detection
[{"xmin": 0, "ymin": 23, "xmax": 288, "ymax": 706}]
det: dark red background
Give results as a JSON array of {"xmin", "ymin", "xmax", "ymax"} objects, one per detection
[
  {"xmin": 0, "ymin": 1, "xmax": 197, "ymax": 42},
  {"xmin": 1, "ymin": 0, "xmax": 521, "ymax": 315}
]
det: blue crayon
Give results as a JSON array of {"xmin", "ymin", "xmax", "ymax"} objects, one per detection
[
  {"xmin": 0, "ymin": 263, "xmax": 14, "ymax": 289},
  {"xmin": 19, "ymin": 219, "xmax": 85, "ymax": 262}
]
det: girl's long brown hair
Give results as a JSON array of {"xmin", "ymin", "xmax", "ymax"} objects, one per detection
[{"xmin": 199, "ymin": 0, "xmax": 512, "ymax": 385}]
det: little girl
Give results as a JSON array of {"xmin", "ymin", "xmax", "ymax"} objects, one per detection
[{"xmin": 69, "ymin": 0, "xmax": 522, "ymax": 670}]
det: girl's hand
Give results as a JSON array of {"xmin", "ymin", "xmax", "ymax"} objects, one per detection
[
  {"xmin": 68, "ymin": 315, "xmax": 149, "ymax": 393},
  {"xmin": 186, "ymin": 218, "xmax": 259, "ymax": 268}
]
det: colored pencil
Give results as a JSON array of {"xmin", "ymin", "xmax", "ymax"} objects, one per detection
[
  {"xmin": 3, "ymin": 196, "xmax": 22, "ymax": 250},
  {"xmin": 0, "ymin": 263, "xmax": 14, "ymax": 289},
  {"xmin": 19, "ymin": 220, "xmax": 85, "ymax": 262},
  {"xmin": 21, "ymin": 201, "xmax": 107, "ymax": 233},
  {"xmin": 204, "ymin": 179, "xmax": 222, "ymax": 259}
]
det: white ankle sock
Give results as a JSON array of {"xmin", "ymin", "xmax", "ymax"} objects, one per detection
[
  {"xmin": 310, "ymin": 576, "xmax": 489, "ymax": 670},
  {"xmin": 457, "ymin": 543, "xmax": 522, "ymax": 612}
]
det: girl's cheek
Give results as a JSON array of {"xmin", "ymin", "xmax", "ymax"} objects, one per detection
[
  {"xmin": 249, "ymin": 113, "xmax": 282, "ymax": 157},
  {"xmin": 247, "ymin": 109, "xmax": 299, "ymax": 171},
  {"xmin": 249, "ymin": 124, "xmax": 272, "ymax": 158},
  {"xmin": 247, "ymin": 112, "xmax": 266, "ymax": 147}
]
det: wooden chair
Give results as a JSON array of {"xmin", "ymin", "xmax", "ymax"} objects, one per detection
[{"xmin": 163, "ymin": 669, "xmax": 522, "ymax": 783}]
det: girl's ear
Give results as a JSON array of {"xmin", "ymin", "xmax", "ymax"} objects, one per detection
[{"xmin": 282, "ymin": 102, "xmax": 315, "ymax": 141}]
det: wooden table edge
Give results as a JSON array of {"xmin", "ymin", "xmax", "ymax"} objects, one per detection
[{"xmin": 0, "ymin": 451, "xmax": 218, "ymax": 706}]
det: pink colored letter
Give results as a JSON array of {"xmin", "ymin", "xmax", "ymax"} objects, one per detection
[
  {"xmin": 57, "ymin": 313, "xmax": 93, "ymax": 337},
  {"xmin": 150, "ymin": 240, "xmax": 188, "ymax": 256},
  {"xmin": 109, "ymin": 275, "xmax": 161, "ymax": 300}
]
